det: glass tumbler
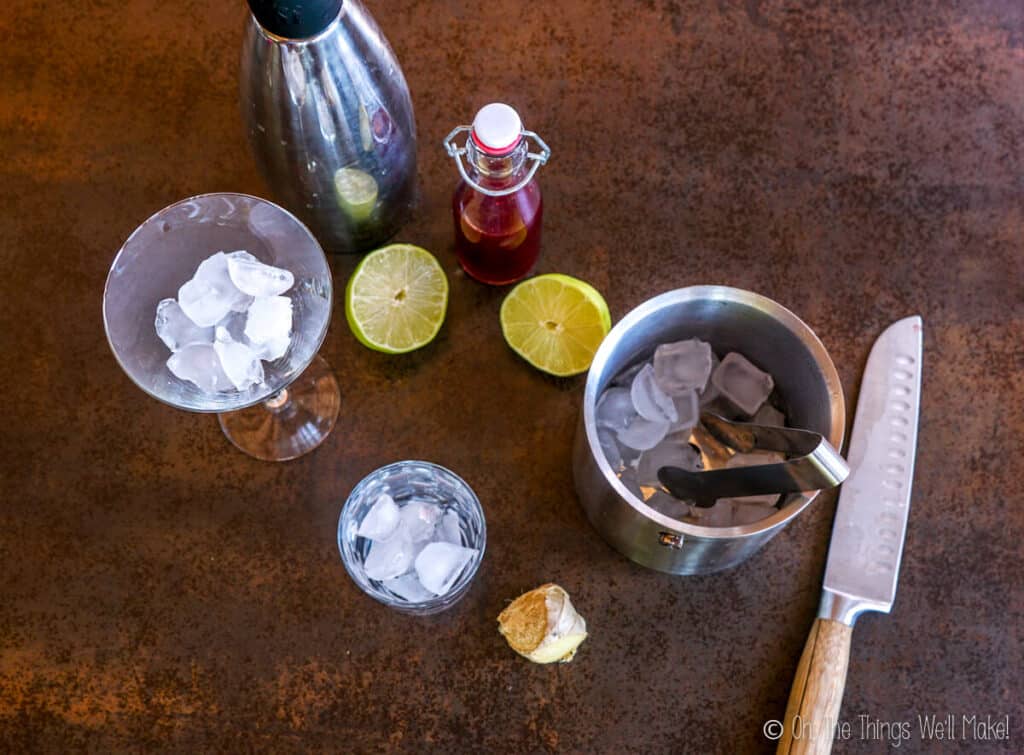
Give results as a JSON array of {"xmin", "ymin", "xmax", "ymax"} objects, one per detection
[{"xmin": 338, "ymin": 461, "xmax": 486, "ymax": 615}]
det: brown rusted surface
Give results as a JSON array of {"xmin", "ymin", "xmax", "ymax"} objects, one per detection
[{"xmin": 1, "ymin": 1, "xmax": 1022, "ymax": 751}]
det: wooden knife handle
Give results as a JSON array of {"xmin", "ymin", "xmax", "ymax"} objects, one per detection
[{"xmin": 776, "ymin": 618, "xmax": 853, "ymax": 755}]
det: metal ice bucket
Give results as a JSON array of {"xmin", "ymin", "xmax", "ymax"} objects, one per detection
[{"xmin": 572, "ymin": 286, "xmax": 845, "ymax": 575}]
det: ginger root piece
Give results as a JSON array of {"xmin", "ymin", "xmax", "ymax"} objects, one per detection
[{"xmin": 498, "ymin": 584, "xmax": 587, "ymax": 663}]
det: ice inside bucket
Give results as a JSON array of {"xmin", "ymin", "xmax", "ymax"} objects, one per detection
[{"xmin": 574, "ymin": 286, "xmax": 845, "ymax": 574}]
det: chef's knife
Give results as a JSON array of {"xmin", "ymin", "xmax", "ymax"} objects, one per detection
[{"xmin": 777, "ymin": 316, "xmax": 923, "ymax": 755}]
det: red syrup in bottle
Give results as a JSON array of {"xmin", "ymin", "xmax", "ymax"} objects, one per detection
[{"xmin": 446, "ymin": 103, "xmax": 549, "ymax": 285}]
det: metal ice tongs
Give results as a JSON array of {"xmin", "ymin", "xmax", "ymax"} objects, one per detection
[{"xmin": 657, "ymin": 414, "xmax": 850, "ymax": 508}]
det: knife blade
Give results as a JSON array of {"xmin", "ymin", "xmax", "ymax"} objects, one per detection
[
  {"xmin": 777, "ymin": 316, "xmax": 923, "ymax": 755},
  {"xmin": 820, "ymin": 315, "xmax": 922, "ymax": 621}
]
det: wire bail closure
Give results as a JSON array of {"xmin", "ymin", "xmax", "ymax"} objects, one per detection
[{"xmin": 443, "ymin": 126, "xmax": 550, "ymax": 198}]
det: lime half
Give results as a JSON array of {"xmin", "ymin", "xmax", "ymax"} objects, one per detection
[
  {"xmin": 500, "ymin": 274, "xmax": 611, "ymax": 376},
  {"xmin": 345, "ymin": 244, "xmax": 449, "ymax": 354},
  {"xmin": 334, "ymin": 166, "xmax": 378, "ymax": 223}
]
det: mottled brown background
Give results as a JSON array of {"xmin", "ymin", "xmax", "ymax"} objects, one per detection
[{"xmin": 1, "ymin": 0, "xmax": 1022, "ymax": 752}]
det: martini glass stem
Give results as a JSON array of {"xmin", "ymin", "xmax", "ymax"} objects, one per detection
[
  {"xmin": 218, "ymin": 354, "xmax": 340, "ymax": 461},
  {"xmin": 264, "ymin": 388, "xmax": 291, "ymax": 412}
]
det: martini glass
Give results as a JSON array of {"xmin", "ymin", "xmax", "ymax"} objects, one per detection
[{"xmin": 103, "ymin": 193, "xmax": 340, "ymax": 461}]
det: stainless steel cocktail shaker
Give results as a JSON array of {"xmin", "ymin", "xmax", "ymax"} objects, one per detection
[{"xmin": 241, "ymin": 0, "xmax": 417, "ymax": 253}]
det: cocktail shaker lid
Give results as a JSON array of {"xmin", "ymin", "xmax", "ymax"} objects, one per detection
[{"xmin": 247, "ymin": 0, "xmax": 342, "ymax": 39}]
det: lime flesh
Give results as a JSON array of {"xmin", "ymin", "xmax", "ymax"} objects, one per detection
[
  {"xmin": 334, "ymin": 167, "xmax": 378, "ymax": 223},
  {"xmin": 345, "ymin": 244, "xmax": 449, "ymax": 354},
  {"xmin": 500, "ymin": 274, "xmax": 611, "ymax": 376}
]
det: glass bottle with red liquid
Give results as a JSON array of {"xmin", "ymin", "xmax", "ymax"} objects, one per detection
[{"xmin": 444, "ymin": 104, "xmax": 550, "ymax": 285}]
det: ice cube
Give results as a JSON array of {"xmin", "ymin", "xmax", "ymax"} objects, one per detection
[
  {"xmin": 753, "ymin": 403, "xmax": 786, "ymax": 427},
  {"xmin": 617, "ymin": 468, "xmax": 645, "ymax": 500},
  {"xmin": 230, "ymin": 294, "xmax": 255, "ymax": 313},
  {"xmin": 244, "ymin": 295, "xmax": 292, "ymax": 346},
  {"xmin": 645, "ymin": 491, "xmax": 689, "ymax": 518},
  {"xmin": 195, "ymin": 252, "xmax": 251, "ymax": 300},
  {"xmin": 226, "ymin": 251, "xmax": 295, "ymax": 297},
  {"xmin": 723, "ymin": 491, "xmax": 781, "ymax": 508},
  {"xmin": 399, "ymin": 501, "xmax": 442, "ymax": 543},
  {"xmin": 252, "ymin": 336, "xmax": 290, "ymax": 362},
  {"xmin": 414, "ymin": 541, "xmax": 478, "ymax": 596},
  {"xmin": 166, "ymin": 343, "xmax": 233, "ymax": 393},
  {"xmin": 216, "ymin": 304, "xmax": 287, "ymax": 362},
  {"xmin": 669, "ymin": 390, "xmax": 700, "ymax": 433},
  {"xmin": 364, "ymin": 533, "xmax": 416, "ymax": 581},
  {"xmin": 595, "ymin": 387, "xmax": 636, "ymax": 431},
  {"xmin": 597, "ymin": 427, "xmax": 625, "ymax": 470},
  {"xmin": 433, "ymin": 510, "xmax": 463, "ymax": 546},
  {"xmin": 215, "ymin": 309, "xmax": 248, "ymax": 342},
  {"xmin": 213, "ymin": 336, "xmax": 264, "ymax": 391},
  {"xmin": 621, "ymin": 442, "xmax": 642, "ymax": 468},
  {"xmin": 382, "ymin": 573, "xmax": 435, "ymax": 603},
  {"xmin": 699, "ymin": 351, "xmax": 722, "ymax": 405},
  {"xmin": 155, "ymin": 298, "xmax": 214, "ymax": 352},
  {"xmin": 178, "ymin": 252, "xmax": 250, "ymax": 326},
  {"xmin": 611, "ymin": 360, "xmax": 646, "ymax": 388},
  {"xmin": 357, "ymin": 493, "xmax": 401, "ymax": 542},
  {"xmin": 711, "ymin": 352, "xmax": 775, "ymax": 416},
  {"xmin": 693, "ymin": 501, "xmax": 734, "ymax": 527},
  {"xmin": 636, "ymin": 438, "xmax": 703, "ymax": 487},
  {"xmin": 653, "ymin": 339, "xmax": 713, "ymax": 395},
  {"xmin": 177, "ymin": 278, "xmax": 232, "ymax": 328},
  {"xmin": 729, "ymin": 501, "xmax": 778, "ymax": 524},
  {"xmin": 701, "ymin": 397, "xmax": 744, "ymax": 421},
  {"xmin": 630, "ymin": 364, "xmax": 677, "ymax": 424},
  {"xmin": 617, "ymin": 415, "xmax": 670, "ymax": 451}
]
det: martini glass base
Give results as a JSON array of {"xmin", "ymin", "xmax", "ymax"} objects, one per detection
[{"xmin": 218, "ymin": 355, "xmax": 340, "ymax": 461}]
